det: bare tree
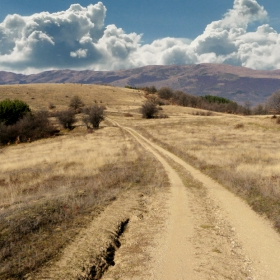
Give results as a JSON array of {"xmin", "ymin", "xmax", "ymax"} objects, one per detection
[
  {"xmin": 69, "ymin": 95, "xmax": 84, "ymax": 113},
  {"xmin": 267, "ymin": 91, "xmax": 280, "ymax": 114},
  {"xmin": 243, "ymin": 101, "xmax": 252, "ymax": 115},
  {"xmin": 57, "ymin": 109, "xmax": 76, "ymax": 129},
  {"xmin": 83, "ymin": 105, "xmax": 105, "ymax": 128}
]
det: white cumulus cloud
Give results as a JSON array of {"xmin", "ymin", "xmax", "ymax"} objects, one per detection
[{"xmin": 1, "ymin": 0, "xmax": 280, "ymax": 73}]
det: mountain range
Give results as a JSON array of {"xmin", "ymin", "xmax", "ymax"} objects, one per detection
[{"xmin": 1, "ymin": 63, "xmax": 280, "ymax": 105}]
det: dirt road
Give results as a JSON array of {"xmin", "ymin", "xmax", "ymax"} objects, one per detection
[{"xmin": 104, "ymin": 123, "xmax": 280, "ymax": 280}]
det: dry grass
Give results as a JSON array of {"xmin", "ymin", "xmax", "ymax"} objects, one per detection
[
  {"xmin": 0, "ymin": 120, "xmax": 166, "ymax": 278},
  {"xmin": 117, "ymin": 106, "xmax": 280, "ymax": 231},
  {"xmin": 0, "ymin": 84, "xmax": 153, "ymax": 278},
  {"xmin": 0, "ymin": 84, "xmax": 145, "ymax": 112},
  {"xmin": 1, "ymin": 84, "xmax": 280, "ymax": 278},
  {"xmin": 0, "ymin": 127, "xmax": 138, "ymax": 206}
]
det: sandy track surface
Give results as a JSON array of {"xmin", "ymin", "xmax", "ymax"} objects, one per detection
[
  {"xmin": 104, "ymin": 122, "xmax": 280, "ymax": 280},
  {"xmin": 124, "ymin": 127, "xmax": 196, "ymax": 279}
]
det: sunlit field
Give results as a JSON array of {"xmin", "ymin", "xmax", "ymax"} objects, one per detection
[
  {"xmin": 116, "ymin": 106, "xmax": 280, "ymax": 227},
  {"xmin": 1, "ymin": 84, "xmax": 280, "ymax": 278},
  {"xmin": 0, "ymin": 83, "xmax": 145, "ymax": 111},
  {"xmin": 0, "ymin": 84, "xmax": 166, "ymax": 278}
]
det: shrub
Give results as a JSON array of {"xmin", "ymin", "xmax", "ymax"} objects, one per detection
[
  {"xmin": 49, "ymin": 103, "xmax": 56, "ymax": 109},
  {"xmin": 156, "ymin": 99, "xmax": 167, "ymax": 106},
  {"xmin": 69, "ymin": 95, "xmax": 84, "ymax": 113},
  {"xmin": 125, "ymin": 85, "xmax": 157, "ymax": 93},
  {"xmin": 142, "ymin": 85, "xmax": 157, "ymax": 93},
  {"xmin": 243, "ymin": 101, "xmax": 252, "ymax": 115},
  {"xmin": 0, "ymin": 111, "xmax": 58, "ymax": 144},
  {"xmin": 202, "ymin": 95, "xmax": 231, "ymax": 104},
  {"xmin": 157, "ymin": 87, "xmax": 174, "ymax": 100},
  {"xmin": 252, "ymin": 103, "xmax": 268, "ymax": 115},
  {"xmin": 173, "ymin": 91, "xmax": 190, "ymax": 106},
  {"xmin": 140, "ymin": 101, "xmax": 159, "ymax": 119},
  {"xmin": 83, "ymin": 105, "xmax": 105, "ymax": 128},
  {"xmin": 267, "ymin": 91, "xmax": 280, "ymax": 114},
  {"xmin": 0, "ymin": 99, "xmax": 30, "ymax": 125},
  {"xmin": 57, "ymin": 109, "xmax": 76, "ymax": 129},
  {"xmin": 18, "ymin": 111, "xmax": 57, "ymax": 141},
  {"xmin": 0, "ymin": 123, "xmax": 18, "ymax": 144}
]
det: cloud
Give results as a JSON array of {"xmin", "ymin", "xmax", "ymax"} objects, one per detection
[
  {"xmin": 0, "ymin": 0, "xmax": 280, "ymax": 73},
  {"xmin": 189, "ymin": 0, "xmax": 270, "ymax": 66}
]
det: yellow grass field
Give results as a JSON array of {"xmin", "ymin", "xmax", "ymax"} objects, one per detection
[
  {"xmin": 0, "ymin": 83, "xmax": 145, "ymax": 111},
  {"xmin": 1, "ymin": 84, "xmax": 280, "ymax": 279}
]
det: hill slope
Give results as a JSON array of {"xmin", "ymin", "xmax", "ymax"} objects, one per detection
[{"xmin": 1, "ymin": 64, "xmax": 280, "ymax": 104}]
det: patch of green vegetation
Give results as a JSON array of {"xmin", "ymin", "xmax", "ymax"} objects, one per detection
[
  {"xmin": 201, "ymin": 95, "xmax": 231, "ymax": 104},
  {"xmin": 0, "ymin": 99, "xmax": 30, "ymax": 125}
]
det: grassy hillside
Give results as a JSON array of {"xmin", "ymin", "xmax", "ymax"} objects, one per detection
[
  {"xmin": 0, "ymin": 84, "xmax": 157, "ymax": 278},
  {"xmin": 0, "ymin": 83, "xmax": 145, "ymax": 112},
  {"xmin": 1, "ymin": 83, "xmax": 280, "ymax": 279}
]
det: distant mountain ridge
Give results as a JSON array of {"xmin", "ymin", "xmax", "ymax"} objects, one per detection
[{"xmin": 1, "ymin": 64, "xmax": 280, "ymax": 104}]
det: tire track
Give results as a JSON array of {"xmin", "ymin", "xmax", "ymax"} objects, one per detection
[{"xmin": 118, "ymin": 123, "xmax": 196, "ymax": 279}]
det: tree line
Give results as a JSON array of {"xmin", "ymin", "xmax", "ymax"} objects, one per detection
[{"xmin": 138, "ymin": 85, "xmax": 279, "ymax": 116}]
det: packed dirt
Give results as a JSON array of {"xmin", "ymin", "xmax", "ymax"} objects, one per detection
[{"xmin": 27, "ymin": 121, "xmax": 280, "ymax": 279}]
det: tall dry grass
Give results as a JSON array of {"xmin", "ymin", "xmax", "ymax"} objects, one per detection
[
  {"xmin": 0, "ymin": 127, "xmax": 137, "ymax": 206},
  {"xmin": 0, "ymin": 125, "xmax": 167, "ymax": 279}
]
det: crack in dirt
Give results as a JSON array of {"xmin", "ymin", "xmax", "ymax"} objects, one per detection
[
  {"xmin": 87, "ymin": 219, "xmax": 130, "ymax": 280},
  {"xmin": 25, "ymin": 191, "xmax": 146, "ymax": 280}
]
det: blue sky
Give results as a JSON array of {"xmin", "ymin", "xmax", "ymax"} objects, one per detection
[
  {"xmin": 1, "ymin": 0, "xmax": 280, "ymax": 73},
  {"xmin": 1, "ymin": 0, "xmax": 280, "ymax": 42},
  {"xmin": 0, "ymin": 1, "xmax": 233, "ymax": 42}
]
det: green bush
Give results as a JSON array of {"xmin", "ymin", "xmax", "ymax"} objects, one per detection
[
  {"xmin": 202, "ymin": 95, "xmax": 231, "ymax": 104},
  {"xmin": 0, "ymin": 99, "xmax": 30, "ymax": 125}
]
